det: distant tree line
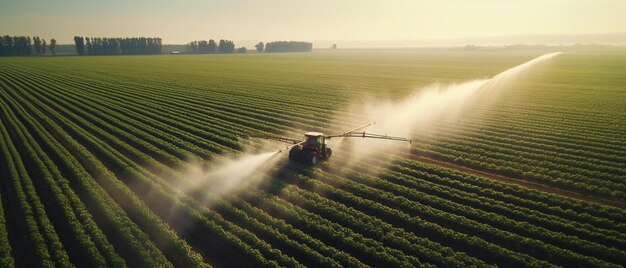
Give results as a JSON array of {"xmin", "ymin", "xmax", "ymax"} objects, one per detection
[
  {"xmin": 74, "ymin": 36, "xmax": 162, "ymax": 55},
  {"xmin": 263, "ymin": 41, "xmax": 312, "ymax": 53},
  {"xmin": 0, "ymin": 35, "xmax": 57, "ymax": 56},
  {"xmin": 255, "ymin": 42, "xmax": 264, "ymax": 52},
  {"xmin": 219, "ymin": 40, "xmax": 235, "ymax": 53},
  {"xmin": 185, "ymin": 39, "xmax": 236, "ymax": 54},
  {"xmin": 186, "ymin": 40, "xmax": 216, "ymax": 53},
  {"xmin": 2, "ymin": 36, "xmax": 313, "ymax": 56}
]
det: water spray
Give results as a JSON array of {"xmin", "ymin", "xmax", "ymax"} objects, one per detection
[
  {"xmin": 181, "ymin": 51, "xmax": 562, "ymax": 201},
  {"xmin": 321, "ymin": 51, "xmax": 564, "ymax": 166}
]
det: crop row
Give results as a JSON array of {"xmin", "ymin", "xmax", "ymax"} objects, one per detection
[
  {"xmin": 0, "ymin": 70, "xmax": 306, "ymax": 267},
  {"xmin": 300, "ymin": 165, "xmax": 622, "ymax": 267},
  {"xmin": 417, "ymin": 124, "xmax": 625, "ymax": 171},
  {"xmin": 0, "ymin": 68, "xmax": 502, "ymax": 266},
  {"xmin": 1, "ymin": 58, "xmax": 625, "ymax": 268},
  {"xmin": 14, "ymin": 73, "xmax": 436, "ymax": 266},
  {"xmin": 0, "ymin": 100, "xmax": 72, "ymax": 267},
  {"xmin": 26, "ymin": 67, "xmax": 620, "ymax": 266}
]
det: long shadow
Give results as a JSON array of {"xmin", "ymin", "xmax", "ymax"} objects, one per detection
[{"xmin": 260, "ymin": 160, "xmax": 316, "ymax": 195}]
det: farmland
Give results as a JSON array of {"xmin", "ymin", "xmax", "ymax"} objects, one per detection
[{"xmin": 0, "ymin": 49, "xmax": 625, "ymax": 267}]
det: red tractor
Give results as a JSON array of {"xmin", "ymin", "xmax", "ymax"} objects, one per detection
[
  {"xmin": 254, "ymin": 122, "xmax": 411, "ymax": 165},
  {"xmin": 288, "ymin": 132, "xmax": 332, "ymax": 165}
]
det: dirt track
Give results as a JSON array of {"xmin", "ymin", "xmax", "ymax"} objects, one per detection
[{"xmin": 408, "ymin": 154, "xmax": 626, "ymax": 209}]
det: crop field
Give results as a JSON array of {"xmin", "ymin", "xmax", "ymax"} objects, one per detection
[{"xmin": 0, "ymin": 49, "xmax": 625, "ymax": 267}]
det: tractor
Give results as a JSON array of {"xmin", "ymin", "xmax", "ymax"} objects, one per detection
[
  {"xmin": 253, "ymin": 122, "xmax": 411, "ymax": 165},
  {"xmin": 288, "ymin": 132, "xmax": 332, "ymax": 165}
]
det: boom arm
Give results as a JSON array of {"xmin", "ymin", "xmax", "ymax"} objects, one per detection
[
  {"xmin": 327, "ymin": 122, "xmax": 411, "ymax": 143},
  {"xmin": 250, "ymin": 121, "xmax": 410, "ymax": 154},
  {"xmin": 332, "ymin": 121, "xmax": 376, "ymax": 137},
  {"xmin": 249, "ymin": 134, "xmax": 305, "ymax": 152},
  {"xmin": 250, "ymin": 134, "xmax": 301, "ymax": 144},
  {"xmin": 327, "ymin": 132, "xmax": 411, "ymax": 143}
]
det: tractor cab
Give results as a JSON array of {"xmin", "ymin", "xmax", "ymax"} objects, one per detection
[
  {"xmin": 288, "ymin": 132, "xmax": 332, "ymax": 165},
  {"xmin": 304, "ymin": 132, "xmax": 325, "ymax": 150}
]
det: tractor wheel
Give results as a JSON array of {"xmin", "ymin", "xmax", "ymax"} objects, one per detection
[
  {"xmin": 305, "ymin": 151, "xmax": 319, "ymax": 166},
  {"xmin": 289, "ymin": 146, "xmax": 302, "ymax": 161},
  {"xmin": 324, "ymin": 148, "xmax": 332, "ymax": 160}
]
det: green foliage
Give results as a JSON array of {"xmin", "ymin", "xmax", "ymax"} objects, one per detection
[
  {"xmin": 0, "ymin": 35, "xmax": 37, "ymax": 56},
  {"xmin": 0, "ymin": 180, "xmax": 14, "ymax": 268},
  {"xmin": 255, "ymin": 42, "xmax": 264, "ymax": 52},
  {"xmin": 0, "ymin": 49, "xmax": 624, "ymax": 267},
  {"xmin": 73, "ymin": 36, "xmax": 162, "ymax": 55},
  {"xmin": 218, "ymin": 39, "xmax": 235, "ymax": 53}
]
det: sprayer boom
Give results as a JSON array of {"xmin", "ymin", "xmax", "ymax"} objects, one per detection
[
  {"xmin": 250, "ymin": 134, "xmax": 302, "ymax": 144},
  {"xmin": 327, "ymin": 132, "xmax": 412, "ymax": 143},
  {"xmin": 333, "ymin": 121, "xmax": 376, "ymax": 136},
  {"xmin": 250, "ymin": 122, "xmax": 410, "ymax": 165}
]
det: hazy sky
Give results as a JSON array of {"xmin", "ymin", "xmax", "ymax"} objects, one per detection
[{"xmin": 1, "ymin": 0, "xmax": 624, "ymax": 44}]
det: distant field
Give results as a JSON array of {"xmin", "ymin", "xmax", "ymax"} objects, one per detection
[{"xmin": 0, "ymin": 49, "xmax": 625, "ymax": 267}]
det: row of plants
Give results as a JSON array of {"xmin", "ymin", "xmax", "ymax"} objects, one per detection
[
  {"xmin": 0, "ymin": 96, "xmax": 71, "ymax": 267},
  {"xmin": 293, "ymin": 166, "xmax": 619, "ymax": 267},
  {"xmin": 4, "ymin": 66, "xmax": 448, "ymax": 266},
  {"xmin": 4, "ymin": 70, "xmax": 302, "ymax": 264},
  {"xmin": 416, "ymin": 125, "xmax": 625, "ymax": 174},
  {"xmin": 2, "ymin": 58, "xmax": 625, "ymax": 268},
  {"xmin": 15, "ymin": 61, "xmax": 624, "ymax": 264},
  {"xmin": 0, "ymin": 72, "xmax": 208, "ymax": 267}
]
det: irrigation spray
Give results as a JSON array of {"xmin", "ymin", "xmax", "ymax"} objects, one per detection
[
  {"xmin": 194, "ymin": 152, "xmax": 280, "ymax": 204},
  {"xmin": 181, "ymin": 52, "xmax": 562, "ymax": 199},
  {"xmin": 366, "ymin": 52, "xmax": 562, "ymax": 134},
  {"xmin": 176, "ymin": 149, "xmax": 281, "ymax": 207},
  {"xmin": 331, "ymin": 52, "xmax": 563, "ymax": 165}
]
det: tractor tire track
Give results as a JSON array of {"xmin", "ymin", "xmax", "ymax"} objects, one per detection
[{"xmin": 408, "ymin": 153, "xmax": 626, "ymax": 209}]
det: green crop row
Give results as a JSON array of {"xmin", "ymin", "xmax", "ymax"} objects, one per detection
[
  {"xmin": 416, "ymin": 125, "xmax": 625, "ymax": 174},
  {"xmin": 1, "ymin": 52, "xmax": 625, "ymax": 267},
  {"xmin": 1, "ymin": 66, "xmax": 448, "ymax": 266},
  {"xmin": 0, "ymin": 100, "xmax": 71, "ymax": 267},
  {"xmin": 0, "ymin": 82, "xmax": 126, "ymax": 267},
  {"xmin": 0, "ymin": 73, "xmax": 206, "ymax": 267},
  {"xmin": 341, "ymin": 152, "xmax": 626, "ymax": 236},
  {"xmin": 292, "ymin": 168, "xmax": 618, "ymax": 267},
  {"xmin": 1, "ymin": 70, "xmax": 297, "ymax": 267}
]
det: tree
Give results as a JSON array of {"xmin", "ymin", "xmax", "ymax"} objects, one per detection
[
  {"xmin": 264, "ymin": 41, "xmax": 312, "ymax": 53},
  {"xmin": 50, "ymin": 38, "xmax": 57, "ymax": 56},
  {"xmin": 33, "ymin": 36, "xmax": 42, "ymax": 55},
  {"xmin": 85, "ymin": 37, "xmax": 92, "ymax": 55},
  {"xmin": 74, "ymin": 36, "xmax": 85, "ymax": 55},
  {"xmin": 4, "ymin": 36, "xmax": 15, "ymax": 56},
  {"xmin": 198, "ymin": 40, "xmax": 209, "ymax": 53},
  {"xmin": 74, "ymin": 36, "xmax": 161, "ymax": 55},
  {"xmin": 237, "ymin": 47, "xmax": 247, "ymax": 53},
  {"xmin": 0, "ymin": 36, "xmax": 34, "ymax": 56},
  {"xmin": 218, "ymin": 39, "xmax": 235, "ymax": 53},
  {"xmin": 331, "ymin": 44, "xmax": 337, "ymax": 50},
  {"xmin": 42, "ymin": 39, "xmax": 47, "ymax": 55},
  {"xmin": 208, "ymin": 39, "xmax": 217, "ymax": 53},
  {"xmin": 255, "ymin": 42, "xmax": 264, "ymax": 52},
  {"xmin": 186, "ymin": 40, "xmax": 214, "ymax": 54},
  {"xmin": 186, "ymin": 41, "xmax": 197, "ymax": 53},
  {"xmin": 9, "ymin": 36, "xmax": 34, "ymax": 55},
  {"xmin": 26, "ymin": 36, "xmax": 32, "ymax": 55},
  {"xmin": 0, "ymin": 36, "xmax": 8, "ymax": 56}
]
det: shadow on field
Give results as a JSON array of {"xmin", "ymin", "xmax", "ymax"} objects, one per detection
[{"xmin": 260, "ymin": 160, "xmax": 316, "ymax": 196}]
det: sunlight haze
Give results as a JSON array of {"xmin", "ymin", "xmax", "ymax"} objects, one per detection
[{"xmin": 1, "ymin": 0, "xmax": 624, "ymax": 45}]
